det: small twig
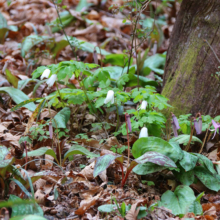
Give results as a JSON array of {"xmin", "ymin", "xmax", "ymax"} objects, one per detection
[{"xmin": 204, "ymin": 39, "xmax": 220, "ymax": 63}]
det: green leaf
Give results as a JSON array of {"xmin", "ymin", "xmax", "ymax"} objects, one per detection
[
  {"xmin": 21, "ymin": 35, "xmax": 52, "ymax": 57},
  {"xmin": 9, "ymin": 195, "xmax": 43, "ymax": 217},
  {"xmin": 52, "ymin": 107, "xmax": 71, "ymax": 128},
  {"xmin": 171, "ymin": 134, "xmax": 202, "ymax": 146},
  {"xmin": 32, "ymin": 66, "xmax": 48, "ymax": 79},
  {"xmin": 18, "ymin": 79, "xmax": 38, "ymax": 91},
  {"xmin": 0, "ymin": 87, "xmax": 36, "ymax": 111},
  {"xmin": 135, "ymin": 151, "xmax": 176, "ymax": 168},
  {"xmin": 11, "ymin": 98, "xmax": 43, "ymax": 111},
  {"xmin": 188, "ymin": 200, "xmax": 203, "ymax": 216},
  {"xmin": 0, "ymin": 12, "xmax": 8, "ymax": 44},
  {"xmin": 0, "ymin": 199, "xmax": 35, "ymax": 209},
  {"xmin": 76, "ymin": 0, "xmax": 90, "ymax": 11},
  {"xmin": 158, "ymin": 185, "xmax": 198, "ymax": 216},
  {"xmin": 98, "ymin": 204, "xmax": 116, "ymax": 213},
  {"xmin": 10, "ymin": 178, "xmax": 32, "ymax": 198},
  {"xmin": 179, "ymin": 151, "xmax": 198, "ymax": 172},
  {"xmin": 132, "ymin": 137, "xmax": 182, "ymax": 162},
  {"xmin": 93, "ymin": 154, "xmax": 120, "ymax": 177},
  {"xmin": 63, "ymin": 145, "xmax": 99, "ymax": 164},
  {"xmin": 141, "ymin": 53, "xmax": 166, "ymax": 76},
  {"xmin": 194, "ymin": 166, "xmax": 220, "ymax": 191},
  {"xmin": 5, "ymin": 69, "xmax": 18, "ymax": 88},
  {"xmin": 10, "ymin": 215, "xmax": 47, "ymax": 220},
  {"xmin": 103, "ymin": 54, "xmax": 130, "ymax": 67},
  {"xmin": 22, "ymin": 147, "xmax": 58, "ymax": 163},
  {"xmin": 133, "ymin": 163, "xmax": 167, "ymax": 175},
  {"xmin": 193, "ymin": 153, "xmax": 216, "ymax": 174},
  {"xmin": 127, "ymin": 73, "xmax": 158, "ymax": 88},
  {"xmin": 173, "ymin": 168, "xmax": 195, "ymax": 186},
  {"xmin": 0, "ymin": 146, "xmax": 14, "ymax": 174},
  {"xmin": 0, "ymin": 146, "xmax": 9, "ymax": 161}
]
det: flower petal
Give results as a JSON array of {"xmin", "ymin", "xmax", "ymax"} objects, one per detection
[
  {"xmin": 171, "ymin": 121, "xmax": 178, "ymax": 137},
  {"xmin": 172, "ymin": 113, "xmax": 180, "ymax": 130},
  {"xmin": 40, "ymin": 69, "xmax": 50, "ymax": 80},
  {"xmin": 104, "ymin": 90, "xmax": 114, "ymax": 104},
  {"xmin": 194, "ymin": 118, "xmax": 200, "ymax": 135},
  {"xmin": 49, "ymin": 122, "xmax": 53, "ymax": 139},
  {"xmin": 139, "ymin": 101, "xmax": 148, "ymax": 110},
  {"xmin": 139, "ymin": 127, "xmax": 148, "ymax": 138},
  {"xmin": 46, "ymin": 74, "xmax": 57, "ymax": 87}
]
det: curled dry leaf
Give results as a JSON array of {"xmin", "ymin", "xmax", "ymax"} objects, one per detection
[
  {"xmin": 35, "ymin": 189, "xmax": 46, "ymax": 205},
  {"xmin": 75, "ymin": 191, "xmax": 102, "ymax": 216},
  {"xmin": 125, "ymin": 202, "xmax": 139, "ymax": 220}
]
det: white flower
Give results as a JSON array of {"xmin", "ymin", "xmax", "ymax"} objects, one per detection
[
  {"xmin": 139, "ymin": 101, "xmax": 148, "ymax": 110},
  {"xmin": 139, "ymin": 127, "xmax": 148, "ymax": 138},
  {"xmin": 46, "ymin": 74, "xmax": 57, "ymax": 87},
  {"xmin": 104, "ymin": 90, "xmax": 114, "ymax": 104},
  {"xmin": 40, "ymin": 69, "xmax": 50, "ymax": 80}
]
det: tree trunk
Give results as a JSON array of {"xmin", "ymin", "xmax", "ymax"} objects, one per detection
[{"xmin": 162, "ymin": 0, "xmax": 220, "ymax": 117}]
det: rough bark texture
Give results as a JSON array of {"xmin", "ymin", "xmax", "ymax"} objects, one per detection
[{"xmin": 162, "ymin": 0, "xmax": 220, "ymax": 117}]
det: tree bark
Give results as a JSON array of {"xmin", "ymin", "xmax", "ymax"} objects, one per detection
[{"xmin": 162, "ymin": 0, "xmax": 220, "ymax": 117}]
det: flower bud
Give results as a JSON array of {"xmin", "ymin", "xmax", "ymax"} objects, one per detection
[
  {"xmin": 172, "ymin": 113, "xmax": 180, "ymax": 130},
  {"xmin": 104, "ymin": 90, "xmax": 114, "ymax": 104},
  {"xmin": 46, "ymin": 74, "xmax": 57, "ymax": 87},
  {"xmin": 125, "ymin": 113, "xmax": 132, "ymax": 132},
  {"xmin": 198, "ymin": 115, "xmax": 202, "ymax": 134},
  {"xmin": 171, "ymin": 121, "xmax": 178, "ymax": 137},
  {"xmin": 139, "ymin": 101, "xmax": 148, "ymax": 110},
  {"xmin": 193, "ymin": 118, "xmax": 200, "ymax": 135},
  {"xmin": 49, "ymin": 121, "xmax": 53, "ymax": 139}
]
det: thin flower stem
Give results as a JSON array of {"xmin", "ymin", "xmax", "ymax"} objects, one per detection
[
  {"xmin": 199, "ymin": 123, "xmax": 212, "ymax": 154},
  {"xmin": 125, "ymin": 113, "xmax": 130, "ymax": 166},
  {"xmin": 119, "ymin": 163, "xmax": 124, "ymax": 181},
  {"xmin": 114, "ymin": 102, "xmax": 120, "ymax": 132},
  {"xmin": 51, "ymin": 0, "xmax": 76, "ymax": 58}
]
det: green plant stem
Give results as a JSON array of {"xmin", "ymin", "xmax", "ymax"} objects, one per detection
[
  {"xmin": 185, "ymin": 120, "xmax": 194, "ymax": 152},
  {"xmin": 51, "ymin": 0, "xmax": 76, "ymax": 58},
  {"xmin": 55, "ymin": 82, "xmax": 65, "ymax": 107},
  {"xmin": 125, "ymin": 113, "xmax": 130, "ymax": 166},
  {"xmin": 47, "ymin": 100, "xmax": 54, "ymax": 150}
]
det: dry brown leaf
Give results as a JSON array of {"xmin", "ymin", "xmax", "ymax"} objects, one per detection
[
  {"xmin": 125, "ymin": 202, "xmax": 139, "ymax": 220},
  {"xmin": 72, "ymin": 25, "xmax": 99, "ymax": 36},
  {"xmin": 167, "ymin": 179, "xmax": 177, "ymax": 191},
  {"xmin": 80, "ymin": 162, "xmax": 95, "ymax": 181},
  {"xmin": 203, "ymin": 206, "xmax": 216, "ymax": 216},
  {"xmin": 35, "ymin": 189, "xmax": 46, "ymax": 205},
  {"xmin": 75, "ymin": 191, "xmax": 102, "ymax": 216}
]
